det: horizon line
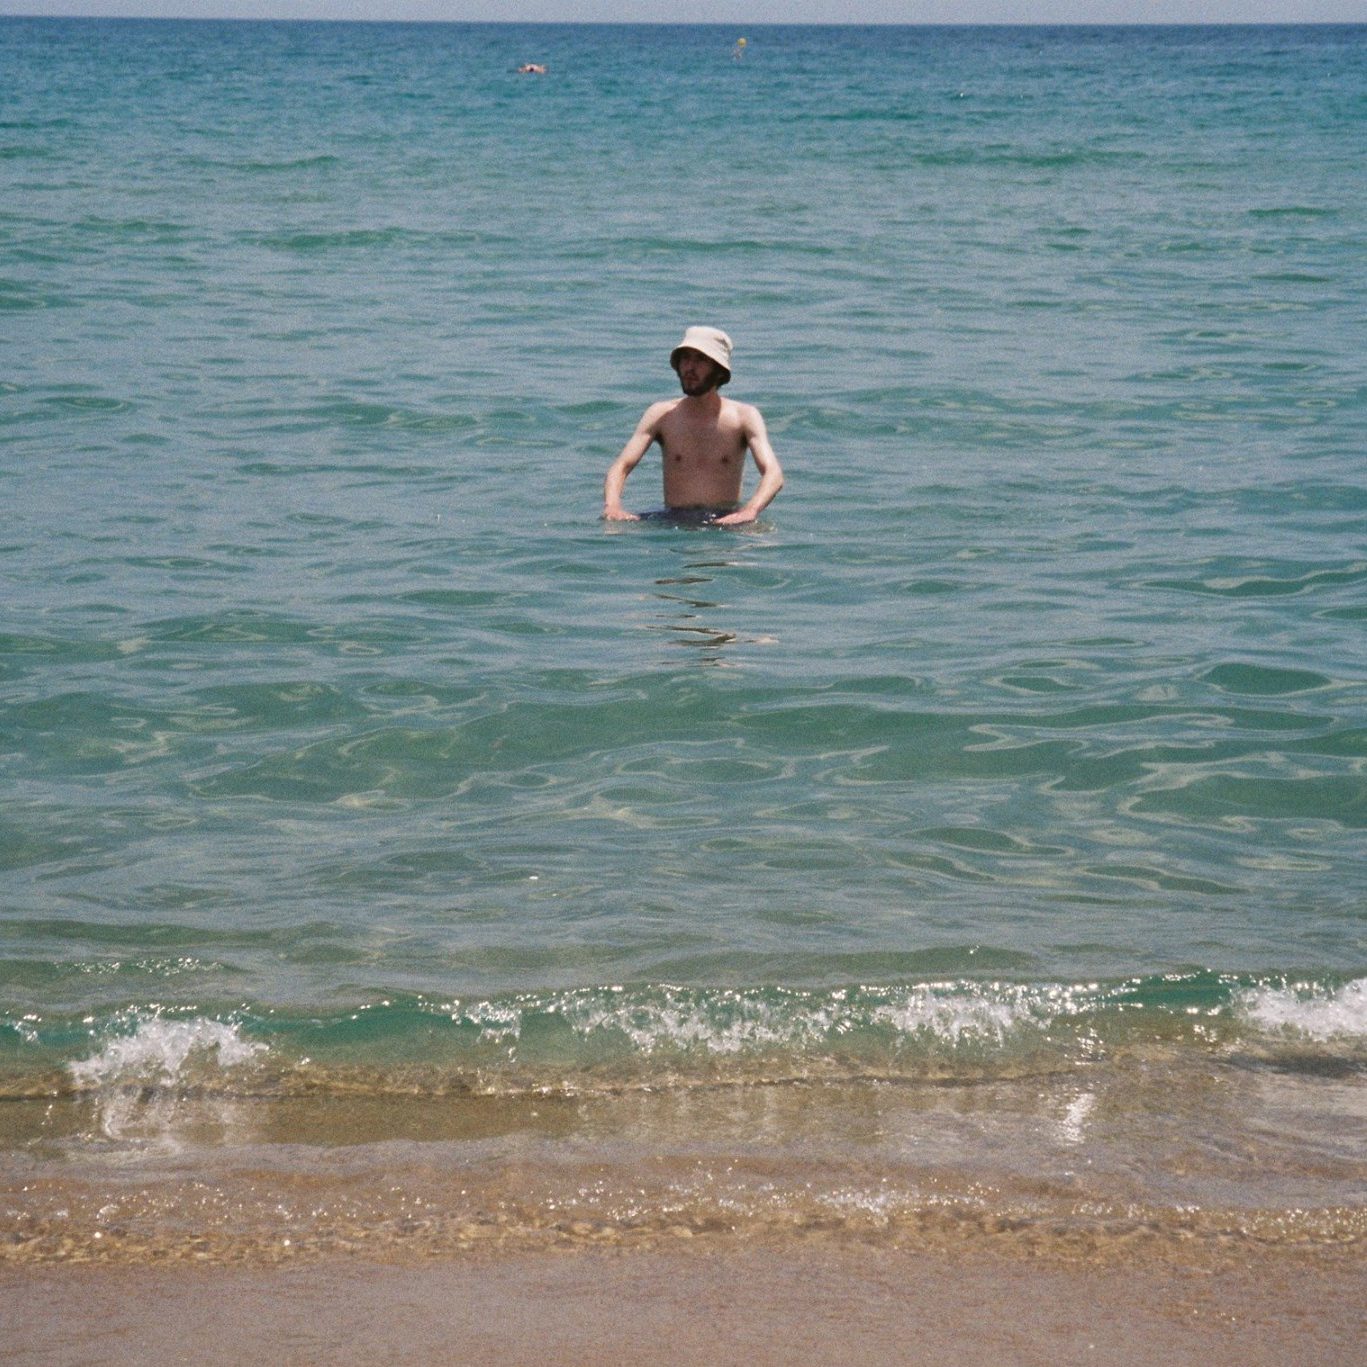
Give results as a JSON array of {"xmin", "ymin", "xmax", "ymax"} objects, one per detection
[{"xmin": 2, "ymin": 14, "xmax": 1364, "ymax": 27}]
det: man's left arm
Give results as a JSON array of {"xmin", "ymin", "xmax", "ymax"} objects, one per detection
[{"xmin": 714, "ymin": 407, "xmax": 784, "ymax": 526}]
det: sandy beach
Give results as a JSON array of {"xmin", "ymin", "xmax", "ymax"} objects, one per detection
[{"xmin": 5, "ymin": 1241, "xmax": 1363, "ymax": 1366}]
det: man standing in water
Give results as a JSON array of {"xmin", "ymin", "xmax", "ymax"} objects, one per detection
[{"xmin": 602, "ymin": 327, "xmax": 784, "ymax": 526}]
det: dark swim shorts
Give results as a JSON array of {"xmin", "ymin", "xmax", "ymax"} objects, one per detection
[{"xmin": 638, "ymin": 507, "xmax": 735, "ymax": 526}]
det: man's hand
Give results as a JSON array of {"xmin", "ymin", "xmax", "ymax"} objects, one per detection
[
  {"xmin": 711, "ymin": 508, "xmax": 756, "ymax": 526},
  {"xmin": 602, "ymin": 506, "xmax": 641, "ymax": 521}
]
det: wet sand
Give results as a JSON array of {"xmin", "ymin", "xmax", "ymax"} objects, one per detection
[{"xmin": 4, "ymin": 1242, "xmax": 1363, "ymax": 1366}]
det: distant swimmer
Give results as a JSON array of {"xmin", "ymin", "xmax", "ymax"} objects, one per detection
[
  {"xmin": 734, "ymin": 37, "xmax": 747, "ymax": 60},
  {"xmin": 602, "ymin": 327, "xmax": 784, "ymax": 527},
  {"xmin": 517, "ymin": 63, "xmax": 548, "ymax": 75}
]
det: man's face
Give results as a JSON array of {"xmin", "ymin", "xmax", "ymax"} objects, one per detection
[{"xmin": 675, "ymin": 348, "xmax": 722, "ymax": 396}]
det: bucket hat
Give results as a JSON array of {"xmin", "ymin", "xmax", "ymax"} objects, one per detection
[{"xmin": 670, "ymin": 326, "xmax": 732, "ymax": 385}]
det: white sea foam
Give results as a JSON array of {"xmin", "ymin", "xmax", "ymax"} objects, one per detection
[
  {"xmin": 1238, "ymin": 978, "xmax": 1367, "ymax": 1041},
  {"xmin": 1058, "ymin": 1089, "xmax": 1098, "ymax": 1146},
  {"xmin": 556, "ymin": 988, "xmax": 826, "ymax": 1056},
  {"xmin": 546, "ymin": 983, "xmax": 1051, "ymax": 1058},
  {"xmin": 66, "ymin": 1013, "xmax": 268, "ymax": 1146},
  {"xmin": 462, "ymin": 1000, "xmax": 524, "ymax": 1042},
  {"xmin": 68, "ymin": 1012, "xmax": 266, "ymax": 1092},
  {"xmin": 867, "ymin": 987, "xmax": 1035, "ymax": 1046}
]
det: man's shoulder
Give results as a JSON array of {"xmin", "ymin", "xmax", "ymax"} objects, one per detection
[
  {"xmin": 642, "ymin": 397, "xmax": 684, "ymax": 425},
  {"xmin": 721, "ymin": 396, "xmax": 765, "ymax": 424}
]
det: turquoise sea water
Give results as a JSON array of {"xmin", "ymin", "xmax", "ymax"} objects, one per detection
[{"xmin": 2, "ymin": 20, "xmax": 1364, "ymax": 1265}]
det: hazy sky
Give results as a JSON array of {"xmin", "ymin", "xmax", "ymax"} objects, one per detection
[{"xmin": 0, "ymin": 2, "xmax": 1362, "ymax": 24}]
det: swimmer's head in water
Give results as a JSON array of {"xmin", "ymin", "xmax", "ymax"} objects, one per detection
[{"xmin": 670, "ymin": 326, "xmax": 732, "ymax": 389}]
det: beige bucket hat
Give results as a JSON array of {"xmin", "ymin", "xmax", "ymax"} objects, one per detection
[{"xmin": 670, "ymin": 326, "xmax": 733, "ymax": 385}]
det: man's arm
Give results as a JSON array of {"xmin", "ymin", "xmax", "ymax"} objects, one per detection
[
  {"xmin": 713, "ymin": 406, "xmax": 784, "ymax": 526},
  {"xmin": 602, "ymin": 405, "xmax": 664, "ymax": 521}
]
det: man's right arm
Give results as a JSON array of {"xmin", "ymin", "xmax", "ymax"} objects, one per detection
[{"xmin": 602, "ymin": 406, "xmax": 663, "ymax": 521}]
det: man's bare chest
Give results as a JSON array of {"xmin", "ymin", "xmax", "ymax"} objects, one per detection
[{"xmin": 657, "ymin": 411, "xmax": 746, "ymax": 466}]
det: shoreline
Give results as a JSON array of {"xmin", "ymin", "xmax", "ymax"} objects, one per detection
[{"xmin": 4, "ymin": 1239, "xmax": 1363, "ymax": 1367}]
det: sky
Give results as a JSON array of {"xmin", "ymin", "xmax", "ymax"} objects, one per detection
[{"xmin": 0, "ymin": 2, "xmax": 1362, "ymax": 24}]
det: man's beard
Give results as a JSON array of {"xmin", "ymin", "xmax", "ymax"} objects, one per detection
[{"xmin": 679, "ymin": 367, "xmax": 720, "ymax": 396}]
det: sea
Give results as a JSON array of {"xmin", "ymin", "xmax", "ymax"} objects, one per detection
[{"xmin": 1, "ymin": 18, "xmax": 1364, "ymax": 1269}]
